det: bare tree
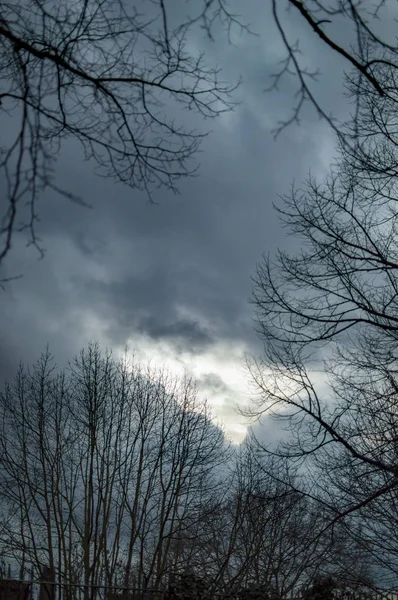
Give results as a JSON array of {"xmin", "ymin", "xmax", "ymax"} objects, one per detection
[
  {"xmin": 163, "ymin": 434, "xmax": 368, "ymax": 598},
  {"xmin": 0, "ymin": 344, "xmax": 228, "ymax": 597},
  {"xmin": 246, "ymin": 68, "xmax": 398, "ymax": 579},
  {"xmin": 0, "ymin": 0, "xmax": 240, "ymax": 267},
  {"xmin": 221, "ymin": 437, "xmax": 371, "ymax": 598}
]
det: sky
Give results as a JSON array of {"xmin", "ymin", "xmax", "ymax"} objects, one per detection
[{"xmin": 0, "ymin": 0, "xmax": 351, "ymax": 443}]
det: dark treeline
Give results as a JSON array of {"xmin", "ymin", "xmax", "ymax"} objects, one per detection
[{"xmin": 0, "ymin": 345, "xmax": 373, "ymax": 600}]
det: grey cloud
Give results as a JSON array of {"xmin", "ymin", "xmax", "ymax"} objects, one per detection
[
  {"xmin": 138, "ymin": 316, "xmax": 213, "ymax": 351},
  {"xmin": 0, "ymin": 0, "xmax": 350, "ymax": 442}
]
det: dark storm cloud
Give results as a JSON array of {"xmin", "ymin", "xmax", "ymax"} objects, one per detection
[
  {"xmin": 138, "ymin": 317, "xmax": 213, "ymax": 350},
  {"xmin": 47, "ymin": 95, "xmax": 329, "ymax": 356},
  {"xmin": 0, "ymin": 0, "xmax": 352, "ymax": 439}
]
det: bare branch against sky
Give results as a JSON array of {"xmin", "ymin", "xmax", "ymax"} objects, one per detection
[
  {"xmin": 2, "ymin": 0, "xmax": 398, "ymax": 590},
  {"xmin": 0, "ymin": 0, "xmax": 239, "ymax": 266}
]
